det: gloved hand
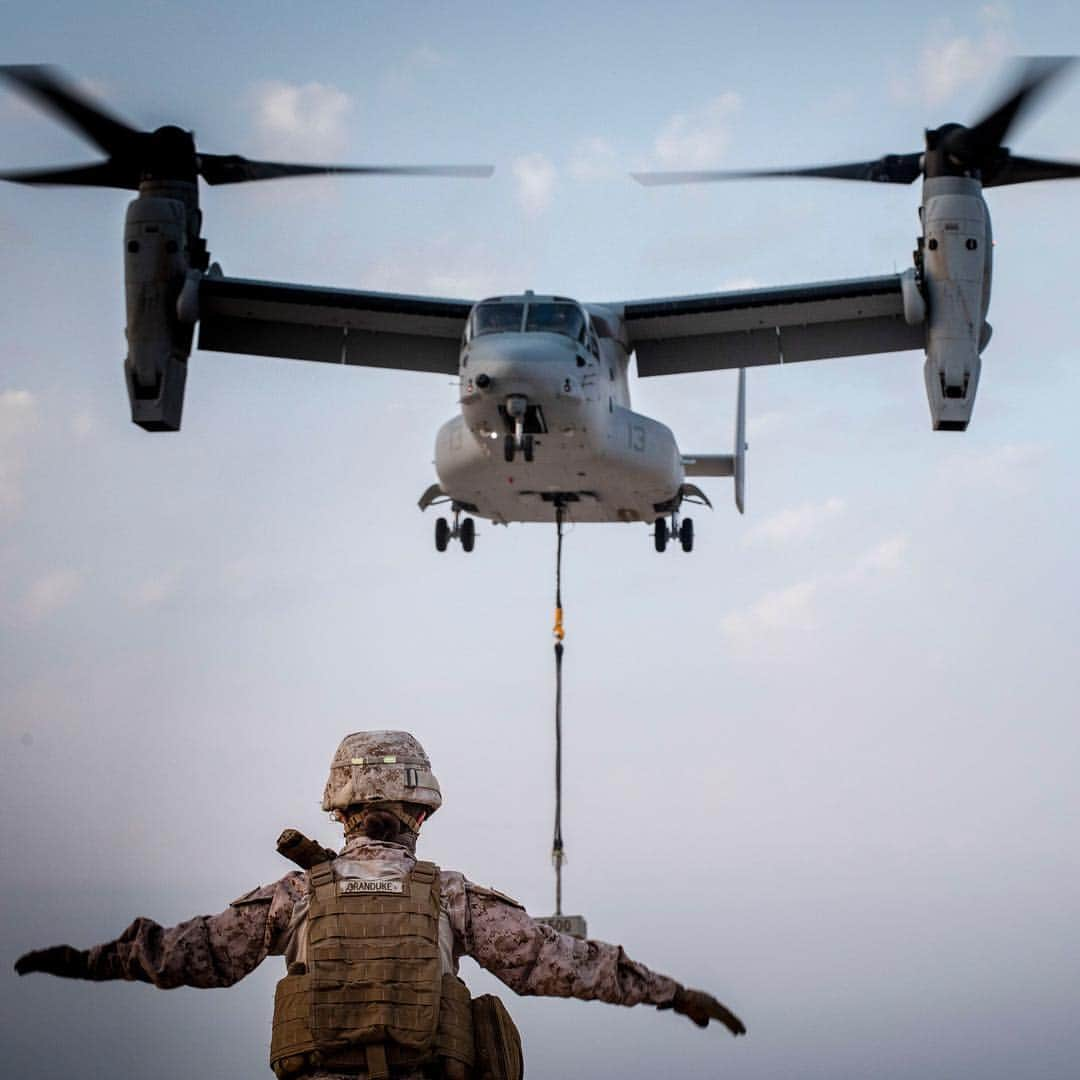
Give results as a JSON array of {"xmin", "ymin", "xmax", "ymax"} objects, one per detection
[
  {"xmin": 14, "ymin": 945, "xmax": 90, "ymax": 979},
  {"xmin": 669, "ymin": 985, "xmax": 747, "ymax": 1036}
]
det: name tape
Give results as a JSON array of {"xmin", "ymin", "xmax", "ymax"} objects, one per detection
[{"xmin": 339, "ymin": 878, "xmax": 405, "ymax": 895}]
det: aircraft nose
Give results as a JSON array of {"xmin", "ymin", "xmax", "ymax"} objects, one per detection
[{"xmin": 464, "ymin": 334, "xmax": 576, "ymax": 396}]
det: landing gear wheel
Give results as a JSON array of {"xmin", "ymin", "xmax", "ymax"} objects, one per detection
[
  {"xmin": 679, "ymin": 518, "xmax": 694, "ymax": 553},
  {"xmin": 654, "ymin": 518, "xmax": 668, "ymax": 553},
  {"xmin": 503, "ymin": 434, "xmax": 516, "ymax": 463},
  {"xmin": 434, "ymin": 517, "xmax": 450, "ymax": 552},
  {"xmin": 460, "ymin": 517, "xmax": 476, "ymax": 552},
  {"xmin": 522, "ymin": 434, "xmax": 534, "ymax": 462}
]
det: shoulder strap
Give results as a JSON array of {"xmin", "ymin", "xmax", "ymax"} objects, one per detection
[
  {"xmin": 410, "ymin": 860, "xmax": 440, "ymax": 885},
  {"xmin": 309, "ymin": 861, "xmax": 335, "ymax": 890}
]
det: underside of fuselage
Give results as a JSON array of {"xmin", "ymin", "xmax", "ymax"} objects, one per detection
[{"xmin": 433, "ymin": 410, "xmax": 684, "ymax": 524}]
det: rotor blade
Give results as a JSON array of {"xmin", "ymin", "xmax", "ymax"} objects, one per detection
[
  {"xmin": 968, "ymin": 56, "xmax": 1076, "ymax": 152},
  {"xmin": 198, "ymin": 154, "xmax": 494, "ymax": 185},
  {"xmin": 984, "ymin": 153, "xmax": 1080, "ymax": 187},
  {"xmin": 633, "ymin": 153, "xmax": 923, "ymax": 186},
  {"xmin": 0, "ymin": 65, "xmax": 140, "ymax": 156},
  {"xmin": 0, "ymin": 160, "xmax": 138, "ymax": 188}
]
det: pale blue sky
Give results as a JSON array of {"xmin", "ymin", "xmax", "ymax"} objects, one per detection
[{"xmin": 2, "ymin": 3, "xmax": 1080, "ymax": 1078}]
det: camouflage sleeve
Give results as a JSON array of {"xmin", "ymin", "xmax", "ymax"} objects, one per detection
[
  {"xmin": 84, "ymin": 871, "xmax": 307, "ymax": 989},
  {"xmin": 449, "ymin": 877, "xmax": 678, "ymax": 1007}
]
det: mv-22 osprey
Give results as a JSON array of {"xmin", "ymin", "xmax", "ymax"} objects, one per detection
[{"xmin": 3, "ymin": 60, "xmax": 1078, "ymax": 553}]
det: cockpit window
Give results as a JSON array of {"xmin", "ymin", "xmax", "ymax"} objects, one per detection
[
  {"xmin": 468, "ymin": 299, "xmax": 589, "ymax": 342},
  {"xmin": 470, "ymin": 302, "xmax": 524, "ymax": 336},
  {"xmin": 525, "ymin": 302, "xmax": 586, "ymax": 341}
]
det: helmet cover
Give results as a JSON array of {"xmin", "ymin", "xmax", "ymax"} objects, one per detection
[{"xmin": 322, "ymin": 730, "xmax": 441, "ymax": 815}]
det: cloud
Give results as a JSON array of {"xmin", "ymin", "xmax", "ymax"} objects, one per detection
[
  {"xmin": 131, "ymin": 571, "xmax": 179, "ymax": 609},
  {"xmin": 720, "ymin": 579, "xmax": 820, "ymax": 646},
  {"xmin": 249, "ymin": 80, "xmax": 354, "ymax": 158},
  {"xmin": 405, "ymin": 45, "xmax": 442, "ymax": 69},
  {"xmin": 717, "ymin": 276, "xmax": 762, "ymax": 292},
  {"xmin": 946, "ymin": 441, "xmax": 1049, "ymax": 494},
  {"xmin": 721, "ymin": 533, "xmax": 909, "ymax": 653},
  {"xmin": 362, "ymin": 237, "xmax": 516, "ymax": 300},
  {"xmin": 746, "ymin": 409, "xmax": 790, "ymax": 441},
  {"xmin": 652, "ymin": 92, "xmax": 741, "ymax": 169},
  {"xmin": 568, "ymin": 137, "xmax": 619, "ymax": 182},
  {"xmin": 893, "ymin": 6, "xmax": 1011, "ymax": 107},
  {"xmin": 846, "ymin": 535, "xmax": 909, "ymax": 582},
  {"xmin": 71, "ymin": 411, "xmax": 95, "ymax": 440},
  {"xmin": 23, "ymin": 569, "xmax": 82, "ymax": 620},
  {"xmin": 0, "ymin": 389, "xmax": 38, "ymax": 518},
  {"xmin": 969, "ymin": 441, "xmax": 1047, "ymax": 472},
  {"xmin": 748, "ymin": 496, "xmax": 846, "ymax": 546},
  {"xmin": 512, "ymin": 153, "xmax": 557, "ymax": 215},
  {"xmin": 425, "ymin": 262, "xmax": 503, "ymax": 301},
  {"xmin": 382, "ymin": 46, "xmax": 445, "ymax": 95}
]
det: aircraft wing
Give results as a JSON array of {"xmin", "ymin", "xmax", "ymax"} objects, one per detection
[
  {"xmin": 197, "ymin": 276, "xmax": 473, "ymax": 375},
  {"xmin": 614, "ymin": 274, "xmax": 925, "ymax": 376}
]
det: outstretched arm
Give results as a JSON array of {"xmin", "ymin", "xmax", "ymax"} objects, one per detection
[
  {"xmin": 15, "ymin": 872, "xmax": 306, "ymax": 989},
  {"xmin": 443, "ymin": 875, "xmax": 745, "ymax": 1036}
]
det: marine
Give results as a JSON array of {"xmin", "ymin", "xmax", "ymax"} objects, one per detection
[{"xmin": 15, "ymin": 731, "xmax": 745, "ymax": 1078}]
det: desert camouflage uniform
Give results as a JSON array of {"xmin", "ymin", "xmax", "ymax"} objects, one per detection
[{"xmin": 84, "ymin": 834, "xmax": 678, "ymax": 1077}]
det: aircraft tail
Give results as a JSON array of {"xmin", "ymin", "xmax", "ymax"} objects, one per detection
[{"xmin": 680, "ymin": 368, "xmax": 747, "ymax": 514}]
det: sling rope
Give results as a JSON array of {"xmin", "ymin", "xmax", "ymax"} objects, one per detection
[{"xmin": 552, "ymin": 504, "xmax": 566, "ymax": 915}]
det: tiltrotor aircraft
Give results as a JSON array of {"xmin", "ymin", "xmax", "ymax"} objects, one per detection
[{"xmin": 4, "ymin": 60, "xmax": 1078, "ymax": 554}]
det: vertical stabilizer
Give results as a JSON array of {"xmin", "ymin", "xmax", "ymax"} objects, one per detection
[
  {"xmin": 679, "ymin": 368, "xmax": 748, "ymax": 513},
  {"xmin": 734, "ymin": 368, "xmax": 747, "ymax": 514}
]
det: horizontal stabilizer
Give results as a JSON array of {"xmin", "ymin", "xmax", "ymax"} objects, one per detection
[{"xmin": 682, "ymin": 454, "xmax": 735, "ymax": 477}]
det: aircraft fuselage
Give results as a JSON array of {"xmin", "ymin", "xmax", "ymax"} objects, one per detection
[{"xmin": 433, "ymin": 295, "xmax": 684, "ymax": 523}]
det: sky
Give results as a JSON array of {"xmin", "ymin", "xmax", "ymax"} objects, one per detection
[{"xmin": 2, "ymin": 2, "xmax": 1080, "ymax": 1078}]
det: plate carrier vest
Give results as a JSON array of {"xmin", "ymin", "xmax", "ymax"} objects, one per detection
[{"xmin": 270, "ymin": 859, "xmax": 474, "ymax": 1079}]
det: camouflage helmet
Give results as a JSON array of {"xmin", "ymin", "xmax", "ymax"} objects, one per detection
[{"xmin": 322, "ymin": 731, "xmax": 442, "ymax": 816}]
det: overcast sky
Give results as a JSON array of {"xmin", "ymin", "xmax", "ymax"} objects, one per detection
[{"xmin": 3, "ymin": 2, "xmax": 1080, "ymax": 1078}]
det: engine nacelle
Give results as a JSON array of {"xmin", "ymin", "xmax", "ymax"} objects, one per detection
[
  {"xmin": 919, "ymin": 176, "xmax": 992, "ymax": 431},
  {"xmin": 123, "ymin": 194, "xmax": 195, "ymax": 431}
]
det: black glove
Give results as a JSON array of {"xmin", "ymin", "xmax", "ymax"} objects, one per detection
[
  {"xmin": 14, "ymin": 945, "xmax": 90, "ymax": 979},
  {"xmin": 669, "ymin": 985, "xmax": 747, "ymax": 1036}
]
